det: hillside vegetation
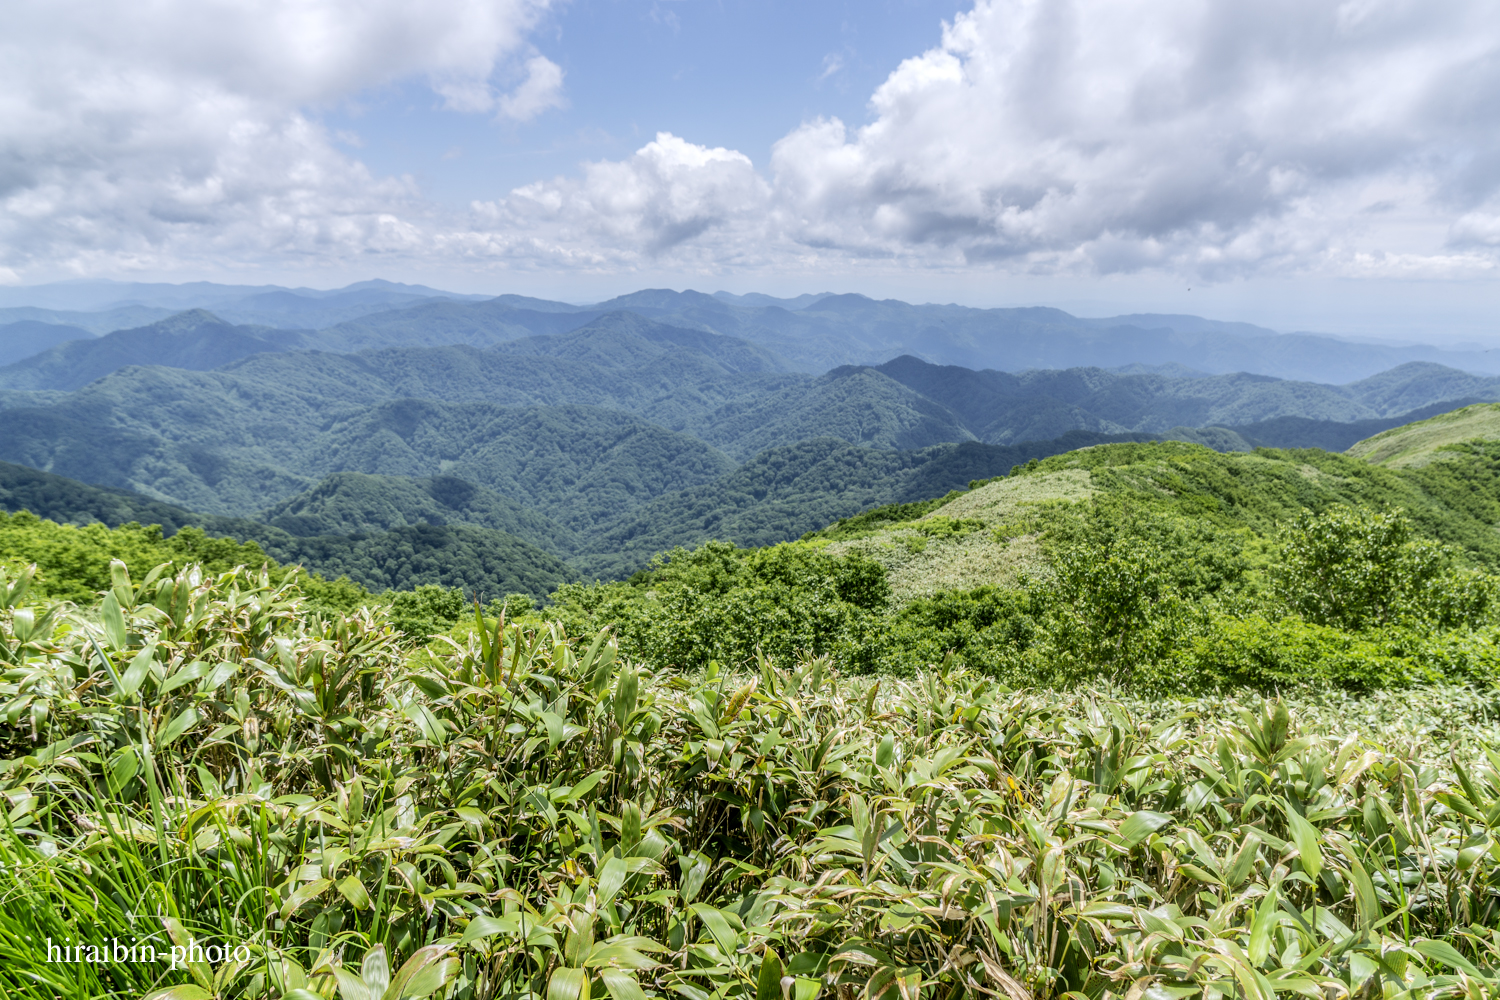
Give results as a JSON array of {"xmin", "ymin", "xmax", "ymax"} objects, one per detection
[
  {"xmin": 548, "ymin": 438, "xmax": 1500, "ymax": 690},
  {"xmin": 1, "ymin": 316, "xmax": 1492, "ymax": 555},
  {"xmin": 4, "ymin": 555, "xmax": 1500, "ymax": 999},
  {"xmin": 0, "ymin": 464, "xmax": 572, "ymax": 604},
  {"xmin": 1348, "ymin": 401, "xmax": 1500, "ymax": 467}
]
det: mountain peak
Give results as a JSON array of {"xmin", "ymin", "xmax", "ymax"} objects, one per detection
[{"xmin": 148, "ymin": 308, "xmax": 229, "ymax": 333}]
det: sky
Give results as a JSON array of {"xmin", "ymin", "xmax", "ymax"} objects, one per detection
[{"xmin": 4, "ymin": 0, "xmax": 1500, "ymax": 341}]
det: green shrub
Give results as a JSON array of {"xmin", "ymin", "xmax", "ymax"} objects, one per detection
[
  {"xmin": 876, "ymin": 586, "xmax": 1036, "ymax": 676},
  {"xmin": 1171, "ymin": 613, "xmax": 1409, "ymax": 691},
  {"xmin": 1273, "ymin": 505, "xmax": 1493, "ymax": 630},
  {"xmin": 551, "ymin": 540, "xmax": 890, "ymax": 670}
]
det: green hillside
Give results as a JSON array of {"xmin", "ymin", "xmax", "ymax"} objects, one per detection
[
  {"xmin": 0, "ymin": 310, "xmax": 311, "ymax": 390},
  {"xmin": 0, "ymin": 461, "xmax": 571, "ymax": 601},
  {"xmin": 259, "ymin": 470, "xmax": 578, "ymax": 553},
  {"xmin": 0, "ymin": 365, "xmax": 738, "ymax": 522},
  {"xmin": 693, "ymin": 367, "xmax": 976, "ymax": 459},
  {"xmin": 567, "ymin": 432, "xmax": 1154, "ymax": 578},
  {"xmin": 1348, "ymin": 400, "xmax": 1500, "ymax": 466},
  {"xmin": 0, "ymin": 320, "xmax": 93, "ymax": 366},
  {"xmin": 548, "ymin": 425, "xmax": 1500, "ymax": 690},
  {"xmin": 260, "ymin": 522, "xmax": 571, "ymax": 600}
]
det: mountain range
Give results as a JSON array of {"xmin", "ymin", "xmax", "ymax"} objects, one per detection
[
  {"xmin": 2, "ymin": 280, "xmax": 1500, "ymax": 589},
  {"xmin": 3, "ymin": 280, "xmax": 1498, "ymax": 382}
]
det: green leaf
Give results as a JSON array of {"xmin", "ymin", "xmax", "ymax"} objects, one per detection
[
  {"xmin": 549, "ymin": 967, "xmax": 591, "ymax": 1000},
  {"xmin": 597, "ymin": 854, "xmax": 628, "ymax": 908},
  {"xmin": 159, "ymin": 916, "xmax": 214, "ymax": 992},
  {"xmin": 120, "ymin": 643, "xmax": 156, "ymax": 698},
  {"xmin": 1118, "ymin": 810, "xmax": 1172, "ymax": 848},
  {"xmin": 337, "ymin": 874, "xmax": 373, "ymax": 910},
  {"xmin": 794, "ymin": 979, "xmax": 821, "ymax": 1000},
  {"xmin": 281, "ymin": 878, "xmax": 332, "ymax": 918},
  {"xmin": 361, "ymin": 945, "xmax": 391, "ymax": 1000},
  {"xmin": 614, "ymin": 666, "xmax": 638, "ymax": 730},
  {"xmin": 600, "ymin": 969, "xmax": 648, "ymax": 1000},
  {"xmin": 158, "ymin": 706, "xmax": 200, "ymax": 748},
  {"xmin": 460, "ymin": 915, "xmax": 512, "ymax": 947},
  {"xmin": 404, "ymin": 703, "xmax": 448, "ymax": 745},
  {"xmin": 387, "ymin": 945, "xmax": 458, "ymax": 1000},
  {"xmin": 160, "ymin": 659, "xmax": 212, "ymax": 695},
  {"xmin": 689, "ymin": 903, "xmax": 741, "ymax": 957},
  {"xmin": 1412, "ymin": 939, "xmax": 1483, "ymax": 977},
  {"xmin": 1282, "ymin": 801, "xmax": 1322, "ymax": 882},
  {"xmin": 142, "ymin": 988, "xmax": 214, "ymax": 1000},
  {"xmin": 757, "ymin": 949, "xmax": 784, "ymax": 1000},
  {"xmin": 333, "ymin": 965, "xmax": 376, "ymax": 1000},
  {"xmin": 1248, "ymin": 888, "xmax": 1279, "ymax": 965},
  {"xmin": 101, "ymin": 591, "xmax": 128, "ymax": 652}
]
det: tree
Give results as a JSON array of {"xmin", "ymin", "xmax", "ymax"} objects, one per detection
[{"xmin": 1273, "ymin": 505, "xmax": 1491, "ymax": 630}]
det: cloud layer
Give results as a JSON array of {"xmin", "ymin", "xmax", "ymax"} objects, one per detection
[
  {"xmin": 489, "ymin": 0, "xmax": 1500, "ymax": 280},
  {"xmin": 7, "ymin": 0, "xmax": 1500, "ymax": 283},
  {"xmin": 0, "ymin": 0, "xmax": 557, "ymax": 275}
]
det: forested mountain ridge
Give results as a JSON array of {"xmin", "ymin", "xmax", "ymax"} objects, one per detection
[
  {"xmin": 0, "ymin": 307, "xmax": 1496, "ymax": 524},
  {"xmin": 0, "ymin": 426, "xmax": 1156, "ymax": 585},
  {"xmin": 10, "ymin": 391, "xmax": 1500, "ymax": 595},
  {"xmin": 0, "ymin": 459, "xmax": 572, "ymax": 600},
  {"xmin": 522, "ymin": 288, "xmax": 1500, "ymax": 381},
  {"xmin": 0, "ymin": 277, "xmax": 491, "ymax": 330},
  {"xmin": 0, "ymin": 370, "xmax": 739, "ymax": 523},
  {"xmin": 0, "ymin": 309, "xmax": 314, "ymax": 390},
  {"xmin": 6, "ymin": 280, "xmax": 1500, "ymax": 382},
  {"xmin": 870, "ymin": 356, "xmax": 1500, "ymax": 443},
  {"xmin": 0, "ymin": 320, "xmax": 95, "ymax": 367},
  {"xmin": 258, "ymin": 471, "xmax": 579, "ymax": 553}
]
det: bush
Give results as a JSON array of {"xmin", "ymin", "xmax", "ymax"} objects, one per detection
[
  {"xmin": 876, "ymin": 586, "xmax": 1036, "ymax": 676},
  {"xmin": 551, "ymin": 540, "xmax": 891, "ymax": 670},
  {"xmin": 1273, "ymin": 505, "xmax": 1493, "ymax": 630},
  {"xmin": 1172, "ymin": 613, "xmax": 1409, "ymax": 692},
  {"xmin": 1027, "ymin": 501, "xmax": 1248, "ymax": 685}
]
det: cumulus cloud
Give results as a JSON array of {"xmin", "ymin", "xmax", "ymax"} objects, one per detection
[
  {"xmin": 497, "ymin": 55, "xmax": 568, "ymax": 122},
  {"xmin": 10, "ymin": 0, "xmax": 1500, "ymax": 283},
  {"xmin": 470, "ymin": 133, "xmax": 773, "ymax": 263},
  {"xmin": 477, "ymin": 0, "xmax": 1500, "ymax": 280},
  {"xmin": 761, "ymin": 0, "xmax": 1500, "ymax": 277},
  {"xmin": 0, "ymin": 0, "xmax": 557, "ymax": 274}
]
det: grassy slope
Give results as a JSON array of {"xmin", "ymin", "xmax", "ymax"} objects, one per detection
[
  {"xmin": 807, "ymin": 421, "xmax": 1500, "ymax": 612},
  {"xmin": 569, "ymin": 432, "xmax": 1156, "ymax": 579},
  {"xmin": 1347, "ymin": 401, "xmax": 1500, "ymax": 466},
  {"xmin": 825, "ymin": 469, "xmax": 1094, "ymax": 604}
]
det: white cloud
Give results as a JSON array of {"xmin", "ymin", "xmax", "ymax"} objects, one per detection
[
  {"xmin": 470, "ymin": 0, "xmax": 1500, "ymax": 281},
  {"xmin": 498, "ymin": 56, "xmax": 568, "ymax": 122},
  {"xmin": 471, "ymin": 133, "xmax": 773, "ymax": 263},
  {"xmin": 10, "ymin": 0, "xmax": 1500, "ymax": 284},
  {"xmin": 0, "ymin": 0, "xmax": 557, "ymax": 275},
  {"xmin": 757, "ymin": 0, "xmax": 1500, "ymax": 278}
]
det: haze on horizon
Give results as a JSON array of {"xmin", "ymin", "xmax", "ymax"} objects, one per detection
[{"xmin": 4, "ymin": 0, "xmax": 1500, "ymax": 343}]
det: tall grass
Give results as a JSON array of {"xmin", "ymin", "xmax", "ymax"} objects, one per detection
[{"xmin": 2, "ymin": 559, "xmax": 1500, "ymax": 999}]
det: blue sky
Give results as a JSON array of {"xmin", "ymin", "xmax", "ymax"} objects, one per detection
[
  {"xmin": 5, "ymin": 0, "xmax": 1500, "ymax": 341},
  {"xmin": 331, "ymin": 1, "xmax": 970, "ymax": 205}
]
